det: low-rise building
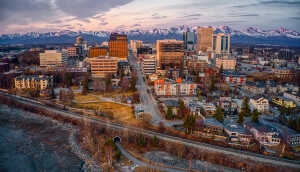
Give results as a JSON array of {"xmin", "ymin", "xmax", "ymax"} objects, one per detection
[
  {"xmin": 186, "ymin": 60, "xmax": 208, "ymax": 74},
  {"xmin": 223, "ymin": 119, "xmax": 253, "ymax": 143},
  {"xmin": 272, "ymin": 96, "xmax": 296, "ymax": 108},
  {"xmin": 167, "ymin": 68, "xmax": 182, "ymax": 80},
  {"xmin": 249, "ymin": 95, "xmax": 269, "ymax": 112},
  {"xmin": 216, "ymin": 97, "xmax": 238, "ymax": 115},
  {"xmin": 141, "ymin": 55, "xmax": 156, "ymax": 75},
  {"xmin": 154, "ymin": 79, "xmax": 197, "ymax": 97},
  {"xmin": 283, "ymin": 91, "xmax": 300, "ymax": 106},
  {"xmin": 222, "ymin": 71, "xmax": 246, "ymax": 85},
  {"xmin": 215, "ymin": 57, "xmax": 236, "ymax": 70},
  {"xmin": 161, "ymin": 99, "xmax": 179, "ymax": 116},
  {"xmin": 14, "ymin": 75, "xmax": 53, "ymax": 90},
  {"xmin": 88, "ymin": 56, "xmax": 117, "ymax": 78},
  {"xmin": 272, "ymin": 68, "xmax": 293, "ymax": 79},
  {"xmin": 245, "ymin": 122, "xmax": 281, "ymax": 146},
  {"xmin": 242, "ymin": 81, "xmax": 266, "ymax": 95},
  {"xmin": 196, "ymin": 118, "xmax": 223, "ymax": 134},
  {"xmin": 40, "ymin": 50, "xmax": 67, "ymax": 67}
]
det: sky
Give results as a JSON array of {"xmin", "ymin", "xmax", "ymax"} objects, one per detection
[{"xmin": 0, "ymin": 0, "xmax": 299, "ymax": 34}]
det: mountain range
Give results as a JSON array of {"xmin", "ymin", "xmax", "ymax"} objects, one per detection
[{"xmin": 1, "ymin": 26, "xmax": 300, "ymax": 46}]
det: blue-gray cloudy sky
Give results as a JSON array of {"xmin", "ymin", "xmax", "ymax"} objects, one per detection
[{"xmin": 0, "ymin": 0, "xmax": 299, "ymax": 34}]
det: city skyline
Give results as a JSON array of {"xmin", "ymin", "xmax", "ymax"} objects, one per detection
[{"xmin": 0, "ymin": 0, "xmax": 299, "ymax": 34}]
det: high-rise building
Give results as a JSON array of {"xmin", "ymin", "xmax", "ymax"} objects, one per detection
[
  {"xmin": 67, "ymin": 46, "xmax": 82, "ymax": 58},
  {"xmin": 89, "ymin": 47, "xmax": 108, "ymax": 58},
  {"xmin": 212, "ymin": 33, "xmax": 230, "ymax": 55},
  {"xmin": 156, "ymin": 39, "xmax": 184, "ymax": 70},
  {"xmin": 183, "ymin": 32, "xmax": 195, "ymax": 49},
  {"xmin": 197, "ymin": 28, "xmax": 214, "ymax": 52},
  {"xmin": 141, "ymin": 55, "xmax": 156, "ymax": 75},
  {"xmin": 88, "ymin": 56, "xmax": 117, "ymax": 78},
  {"xmin": 75, "ymin": 36, "xmax": 88, "ymax": 50},
  {"xmin": 108, "ymin": 33, "xmax": 128, "ymax": 61},
  {"xmin": 39, "ymin": 50, "xmax": 67, "ymax": 67},
  {"xmin": 130, "ymin": 40, "xmax": 143, "ymax": 54}
]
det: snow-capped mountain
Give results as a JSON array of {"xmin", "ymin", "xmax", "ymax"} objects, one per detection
[{"xmin": 1, "ymin": 26, "xmax": 300, "ymax": 46}]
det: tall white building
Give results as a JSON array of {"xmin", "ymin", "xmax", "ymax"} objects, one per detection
[
  {"xmin": 39, "ymin": 50, "xmax": 67, "ymax": 67},
  {"xmin": 212, "ymin": 33, "xmax": 230, "ymax": 56},
  {"xmin": 141, "ymin": 55, "xmax": 156, "ymax": 75}
]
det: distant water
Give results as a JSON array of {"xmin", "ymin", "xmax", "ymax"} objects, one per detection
[{"xmin": 0, "ymin": 105, "xmax": 85, "ymax": 172}]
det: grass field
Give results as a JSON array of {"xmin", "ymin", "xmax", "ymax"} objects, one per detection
[
  {"xmin": 72, "ymin": 102, "xmax": 136, "ymax": 124},
  {"xmin": 73, "ymin": 93, "xmax": 100, "ymax": 102}
]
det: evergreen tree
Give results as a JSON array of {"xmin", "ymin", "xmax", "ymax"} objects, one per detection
[
  {"xmin": 235, "ymin": 64, "xmax": 237, "ymax": 71},
  {"xmin": 237, "ymin": 111, "xmax": 244, "ymax": 124},
  {"xmin": 251, "ymin": 109, "xmax": 259, "ymax": 123},
  {"xmin": 210, "ymin": 78, "xmax": 216, "ymax": 92},
  {"xmin": 177, "ymin": 99, "xmax": 185, "ymax": 119},
  {"xmin": 214, "ymin": 106, "xmax": 224, "ymax": 122},
  {"xmin": 152, "ymin": 135, "xmax": 159, "ymax": 148},
  {"xmin": 241, "ymin": 97, "xmax": 251, "ymax": 116},
  {"xmin": 130, "ymin": 77, "xmax": 137, "ymax": 91},
  {"xmin": 165, "ymin": 105, "xmax": 173, "ymax": 120},
  {"xmin": 137, "ymin": 133, "xmax": 145, "ymax": 147},
  {"xmin": 219, "ymin": 63, "xmax": 223, "ymax": 74},
  {"xmin": 183, "ymin": 114, "xmax": 196, "ymax": 134}
]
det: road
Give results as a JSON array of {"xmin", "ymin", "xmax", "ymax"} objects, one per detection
[
  {"xmin": 1, "ymin": 91, "xmax": 300, "ymax": 170},
  {"xmin": 128, "ymin": 54, "xmax": 163, "ymax": 125}
]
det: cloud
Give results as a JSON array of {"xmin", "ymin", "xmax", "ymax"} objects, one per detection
[
  {"xmin": 177, "ymin": 13, "xmax": 202, "ymax": 18},
  {"xmin": 0, "ymin": 0, "xmax": 56, "ymax": 23},
  {"xmin": 132, "ymin": 24, "xmax": 141, "ymax": 26},
  {"xmin": 151, "ymin": 13, "xmax": 167, "ymax": 19},
  {"xmin": 229, "ymin": 13, "xmax": 260, "ymax": 17},
  {"xmin": 290, "ymin": 17, "xmax": 300, "ymax": 20},
  {"xmin": 134, "ymin": 17, "xmax": 147, "ymax": 20},
  {"xmin": 55, "ymin": 0, "xmax": 134, "ymax": 18},
  {"xmin": 59, "ymin": 24, "xmax": 72, "ymax": 27},
  {"xmin": 99, "ymin": 22, "xmax": 108, "ymax": 26}
]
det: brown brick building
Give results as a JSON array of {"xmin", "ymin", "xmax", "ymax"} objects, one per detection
[
  {"xmin": 89, "ymin": 47, "xmax": 107, "ymax": 58},
  {"xmin": 88, "ymin": 56, "xmax": 117, "ymax": 78},
  {"xmin": 186, "ymin": 60, "xmax": 208, "ymax": 74},
  {"xmin": 108, "ymin": 33, "xmax": 128, "ymax": 61}
]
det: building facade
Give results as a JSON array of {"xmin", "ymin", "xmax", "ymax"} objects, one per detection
[
  {"xmin": 39, "ymin": 50, "xmax": 67, "ymax": 67},
  {"xmin": 130, "ymin": 40, "xmax": 143, "ymax": 54},
  {"xmin": 272, "ymin": 96, "xmax": 296, "ymax": 108},
  {"xmin": 215, "ymin": 57, "xmax": 236, "ymax": 70},
  {"xmin": 212, "ymin": 33, "xmax": 230, "ymax": 55},
  {"xmin": 186, "ymin": 60, "xmax": 208, "ymax": 74},
  {"xmin": 154, "ymin": 79, "xmax": 197, "ymax": 97},
  {"xmin": 249, "ymin": 96, "xmax": 269, "ymax": 112},
  {"xmin": 89, "ymin": 47, "xmax": 107, "ymax": 58},
  {"xmin": 88, "ymin": 56, "xmax": 117, "ymax": 78},
  {"xmin": 272, "ymin": 68, "xmax": 293, "ymax": 79},
  {"xmin": 156, "ymin": 39, "xmax": 184, "ymax": 70},
  {"xmin": 108, "ymin": 33, "xmax": 128, "ymax": 61},
  {"xmin": 283, "ymin": 91, "xmax": 300, "ymax": 106},
  {"xmin": 67, "ymin": 46, "xmax": 82, "ymax": 58},
  {"xmin": 141, "ymin": 55, "xmax": 156, "ymax": 75},
  {"xmin": 222, "ymin": 71, "xmax": 246, "ymax": 85},
  {"xmin": 197, "ymin": 27, "xmax": 214, "ymax": 52},
  {"xmin": 183, "ymin": 31, "xmax": 195, "ymax": 49},
  {"xmin": 14, "ymin": 75, "xmax": 53, "ymax": 90}
]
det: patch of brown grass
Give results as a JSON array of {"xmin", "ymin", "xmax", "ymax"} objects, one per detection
[{"xmin": 73, "ymin": 92, "xmax": 100, "ymax": 102}]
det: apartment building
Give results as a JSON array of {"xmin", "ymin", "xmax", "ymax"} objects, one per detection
[
  {"xmin": 283, "ymin": 91, "xmax": 300, "ymax": 106},
  {"xmin": 39, "ymin": 50, "xmax": 67, "ymax": 67},
  {"xmin": 272, "ymin": 96, "xmax": 296, "ymax": 108},
  {"xmin": 154, "ymin": 79, "xmax": 197, "ymax": 97},
  {"xmin": 186, "ymin": 60, "xmax": 208, "ymax": 74},
  {"xmin": 141, "ymin": 55, "xmax": 156, "ymax": 75},
  {"xmin": 156, "ymin": 39, "xmax": 184, "ymax": 70},
  {"xmin": 212, "ymin": 33, "xmax": 230, "ymax": 55},
  {"xmin": 197, "ymin": 27, "xmax": 214, "ymax": 52},
  {"xmin": 14, "ymin": 75, "xmax": 53, "ymax": 90},
  {"xmin": 88, "ymin": 56, "xmax": 117, "ymax": 78},
  {"xmin": 221, "ymin": 71, "xmax": 246, "ymax": 85},
  {"xmin": 215, "ymin": 56, "xmax": 236, "ymax": 70},
  {"xmin": 249, "ymin": 96, "xmax": 269, "ymax": 112},
  {"xmin": 223, "ymin": 119, "xmax": 253, "ymax": 143},
  {"xmin": 108, "ymin": 33, "xmax": 128, "ymax": 61},
  {"xmin": 89, "ymin": 47, "xmax": 107, "ymax": 58},
  {"xmin": 272, "ymin": 68, "xmax": 293, "ymax": 79}
]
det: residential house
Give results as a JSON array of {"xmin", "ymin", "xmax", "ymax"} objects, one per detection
[
  {"xmin": 198, "ymin": 101, "xmax": 217, "ymax": 116},
  {"xmin": 161, "ymin": 99, "xmax": 179, "ymax": 116},
  {"xmin": 260, "ymin": 116, "xmax": 300, "ymax": 147},
  {"xmin": 283, "ymin": 91, "xmax": 300, "ymax": 106},
  {"xmin": 249, "ymin": 95, "xmax": 269, "ymax": 112},
  {"xmin": 223, "ymin": 118, "xmax": 253, "ymax": 143},
  {"xmin": 277, "ymin": 84, "xmax": 288, "ymax": 94},
  {"xmin": 286, "ymin": 83, "xmax": 299, "ymax": 92},
  {"xmin": 265, "ymin": 80, "xmax": 278, "ymax": 93},
  {"xmin": 195, "ymin": 118, "xmax": 223, "ymax": 135},
  {"xmin": 221, "ymin": 71, "xmax": 246, "ymax": 85},
  {"xmin": 242, "ymin": 81, "xmax": 265, "ymax": 95},
  {"xmin": 154, "ymin": 79, "xmax": 197, "ymax": 97},
  {"xmin": 216, "ymin": 97, "xmax": 238, "ymax": 115},
  {"xmin": 272, "ymin": 96, "xmax": 296, "ymax": 108},
  {"xmin": 245, "ymin": 121, "xmax": 281, "ymax": 146},
  {"xmin": 182, "ymin": 97, "xmax": 203, "ymax": 116},
  {"xmin": 14, "ymin": 75, "xmax": 53, "ymax": 90}
]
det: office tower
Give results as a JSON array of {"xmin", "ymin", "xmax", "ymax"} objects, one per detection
[
  {"xmin": 156, "ymin": 39, "xmax": 184, "ymax": 70},
  {"xmin": 212, "ymin": 33, "xmax": 230, "ymax": 55},
  {"xmin": 88, "ymin": 56, "xmax": 117, "ymax": 78},
  {"xmin": 67, "ymin": 46, "xmax": 82, "ymax": 58},
  {"xmin": 197, "ymin": 27, "xmax": 214, "ymax": 53},
  {"xmin": 39, "ymin": 50, "xmax": 67, "ymax": 67},
  {"xmin": 141, "ymin": 55, "xmax": 156, "ymax": 75},
  {"xmin": 183, "ymin": 32, "xmax": 195, "ymax": 49},
  {"xmin": 137, "ymin": 46, "xmax": 152, "ymax": 55},
  {"xmin": 75, "ymin": 36, "xmax": 88, "ymax": 50},
  {"xmin": 108, "ymin": 33, "xmax": 128, "ymax": 61},
  {"xmin": 130, "ymin": 40, "xmax": 143, "ymax": 54},
  {"xmin": 89, "ymin": 47, "xmax": 108, "ymax": 58}
]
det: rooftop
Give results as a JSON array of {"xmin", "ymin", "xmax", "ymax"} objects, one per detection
[
  {"xmin": 223, "ymin": 118, "xmax": 250, "ymax": 134},
  {"xmin": 199, "ymin": 118, "xmax": 223, "ymax": 127},
  {"xmin": 162, "ymin": 99, "xmax": 179, "ymax": 107}
]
